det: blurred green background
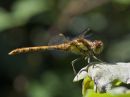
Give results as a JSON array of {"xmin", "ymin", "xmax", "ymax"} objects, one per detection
[{"xmin": 1, "ymin": 0, "xmax": 130, "ymax": 97}]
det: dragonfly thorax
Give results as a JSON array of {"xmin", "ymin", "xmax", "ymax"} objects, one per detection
[{"xmin": 69, "ymin": 39, "xmax": 91, "ymax": 55}]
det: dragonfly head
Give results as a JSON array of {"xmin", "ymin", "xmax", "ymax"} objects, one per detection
[{"xmin": 92, "ymin": 40, "xmax": 103, "ymax": 54}]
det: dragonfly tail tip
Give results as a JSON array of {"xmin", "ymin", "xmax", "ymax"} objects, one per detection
[
  {"xmin": 8, "ymin": 50, "xmax": 15, "ymax": 55},
  {"xmin": 8, "ymin": 52, "xmax": 12, "ymax": 55}
]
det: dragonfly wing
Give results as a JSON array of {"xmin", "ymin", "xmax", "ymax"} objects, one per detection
[
  {"xmin": 48, "ymin": 33, "xmax": 69, "ymax": 46},
  {"xmin": 73, "ymin": 28, "xmax": 93, "ymax": 40},
  {"xmin": 46, "ymin": 33, "xmax": 70, "ymax": 57},
  {"xmin": 78, "ymin": 28, "xmax": 91, "ymax": 37}
]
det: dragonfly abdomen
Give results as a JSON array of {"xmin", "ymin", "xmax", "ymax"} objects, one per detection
[
  {"xmin": 9, "ymin": 46, "xmax": 48, "ymax": 55},
  {"xmin": 8, "ymin": 43, "xmax": 70, "ymax": 55}
]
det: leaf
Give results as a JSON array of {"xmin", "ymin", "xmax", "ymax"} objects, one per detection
[
  {"xmin": 82, "ymin": 76, "xmax": 94, "ymax": 96},
  {"xmin": 0, "ymin": 9, "xmax": 14, "ymax": 31},
  {"xmin": 12, "ymin": 0, "xmax": 49, "ymax": 25}
]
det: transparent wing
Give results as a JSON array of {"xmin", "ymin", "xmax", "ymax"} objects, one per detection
[
  {"xmin": 72, "ymin": 28, "xmax": 93, "ymax": 40},
  {"xmin": 79, "ymin": 28, "xmax": 91, "ymax": 37},
  {"xmin": 48, "ymin": 33, "xmax": 69, "ymax": 46},
  {"xmin": 48, "ymin": 33, "xmax": 70, "ymax": 58}
]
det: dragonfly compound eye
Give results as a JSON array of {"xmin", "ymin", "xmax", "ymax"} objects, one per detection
[{"xmin": 92, "ymin": 40, "xmax": 103, "ymax": 54}]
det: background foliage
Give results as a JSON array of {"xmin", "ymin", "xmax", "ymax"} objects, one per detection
[{"xmin": 1, "ymin": 0, "xmax": 130, "ymax": 97}]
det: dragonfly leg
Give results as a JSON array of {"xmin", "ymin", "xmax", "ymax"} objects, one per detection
[
  {"xmin": 91, "ymin": 55, "xmax": 102, "ymax": 68},
  {"xmin": 85, "ymin": 56, "xmax": 90, "ymax": 63},
  {"xmin": 93, "ymin": 55, "xmax": 103, "ymax": 62},
  {"xmin": 88, "ymin": 57, "xmax": 90, "ymax": 63},
  {"xmin": 71, "ymin": 58, "xmax": 80, "ymax": 75}
]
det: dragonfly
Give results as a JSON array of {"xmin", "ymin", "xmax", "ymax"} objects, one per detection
[{"xmin": 8, "ymin": 28, "xmax": 103, "ymax": 74}]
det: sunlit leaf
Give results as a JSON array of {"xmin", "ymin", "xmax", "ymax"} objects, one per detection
[
  {"xmin": 12, "ymin": 0, "xmax": 49, "ymax": 25},
  {"xmin": 0, "ymin": 9, "xmax": 14, "ymax": 30}
]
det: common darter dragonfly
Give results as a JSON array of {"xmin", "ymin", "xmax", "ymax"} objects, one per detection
[{"xmin": 9, "ymin": 28, "xmax": 103, "ymax": 74}]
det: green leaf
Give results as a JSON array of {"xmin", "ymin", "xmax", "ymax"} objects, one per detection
[
  {"xmin": 12, "ymin": 0, "xmax": 49, "ymax": 25},
  {"xmin": 0, "ymin": 9, "xmax": 14, "ymax": 30},
  {"xmin": 85, "ymin": 90, "xmax": 130, "ymax": 97}
]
